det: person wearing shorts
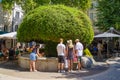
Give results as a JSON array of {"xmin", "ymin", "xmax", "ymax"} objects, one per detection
[
  {"xmin": 29, "ymin": 47, "xmax": 37, "ymax": 72},
  {"xmin": 75, "ymin": 39, "xmax": 84, "ymax": 71},
  {"xmin": 77, "ymin": 56, "xmax": 82, "ymax": 63},
  {"xmin": 57, "ymin": 38, "xmax": 66, "ymax": 73}
]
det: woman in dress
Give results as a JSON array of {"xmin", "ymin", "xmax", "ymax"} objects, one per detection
[{"xmin": 66, "ymin": 40, "xmax": 75, "ymax": 72}]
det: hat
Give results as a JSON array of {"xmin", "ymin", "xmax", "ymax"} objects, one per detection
[{"xmin": 75, "ymin": 39, "xmax": 79, "ymax": 42}]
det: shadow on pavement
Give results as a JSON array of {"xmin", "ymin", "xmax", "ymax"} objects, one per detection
[
  {"xmin": 0, "ymin": 60, "xmax": 29, "ymax": 72},
  {"xmin": 0, "ymin": 60, "xmax": 109, "ymax": 79},
  {"xmin": 54, "ymin": 65, "xmax": 109, "ymax": 79}
]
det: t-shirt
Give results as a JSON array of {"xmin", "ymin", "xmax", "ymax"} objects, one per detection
[
  {"xmin": 93, "ymin": 47, "xmax": 98, "ymax": 51},
  {"xmin": 75, "ymin": 42, "xmax": 83, "ymax": 56},
  {"xmin": 15, "ymin": 49, "xmax": 19, "ymax": 55},
  {"xmin": 57, "ymin": 43, "xmax": 66, "ymax": 56}
]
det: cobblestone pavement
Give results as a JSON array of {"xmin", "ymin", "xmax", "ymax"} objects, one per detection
[{"xmin": 0, "ymin": 57, "xmax": 119, "ymax": 80}]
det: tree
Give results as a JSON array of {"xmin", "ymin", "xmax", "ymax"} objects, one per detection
[
  {"xmin": 17, "ymin": 5, "xmax": 94, "ymax": 57},
  {"xmin": 17, "ymin": 5, "xmax": 94, "ymax": 45},
  {"xmin": 1, "ymin": 0, "xmax": 91, "ymax": 13},
  {"xmin": 0, "ymin": 0, "xmax": 15, "ymax": 31},
  {"xmin": 96, "ymin": 0, "xmax": 120, "ymax": 31},
  {"xmin": 51, "ymin": 0, "xmax": 91, "ymax": 12},
  {"xmin": 0, "ymin": 0, "xmax": 15, "ymax": 12}
]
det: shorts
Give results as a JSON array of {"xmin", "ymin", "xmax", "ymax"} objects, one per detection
[
  {"xmin": 77, "ymin": 56, "xmax": 82, "ymax": 63},
  {"xmin": 58, "ymin": 56, "xmax": 65, "ymax": 63},
  {"xmin": 30, "ymin": 53, "xmax": 37, "ymax": 61}
]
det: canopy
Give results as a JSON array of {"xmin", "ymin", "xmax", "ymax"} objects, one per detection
[
  {"xmin": 94, "ymin": 28, "xmax": 120, "ymax": 56},
  {"xmin": 0, "ymin": 32, "xmax": 17, "ymax": 39},
  {"xmin": 94, "ymin": 32, "xmax": 120, "ymax": 38},
  {"xmin": 0, "ymin": 31, "xmax": 8, "ymax": 34}
]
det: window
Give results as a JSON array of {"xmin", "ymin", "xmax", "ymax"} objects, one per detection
[
  {"xmin": 15, "ymin": 25, "xmax": 18, "ymax": 31},
  {"xmin": 4, "ymin": 25, "xmax": 8, "ymax": 32},
  {"xmin": 15, "ymin": 12, "xmax": 20, "ymax": 19},
  {"xmin": 90, "ymin": 2, "xmax": 98, "ymax": 9},
  {"xmin": 90, "ymin": 13, "xmax": 93, "ymax": 21}
]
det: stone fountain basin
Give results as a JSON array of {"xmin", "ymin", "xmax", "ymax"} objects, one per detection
[{"xmin": 18, "ymin": 55, "xmax": 58, "ymax": 72}]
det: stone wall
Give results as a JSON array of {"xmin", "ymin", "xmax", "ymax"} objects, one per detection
[
  {"xmin": 18, "ymin": 56, "xmax": 58, "ymax": 72},
  {"xmin": 18, "ymin": 55, "xmax": 94, "ymax": 72}
]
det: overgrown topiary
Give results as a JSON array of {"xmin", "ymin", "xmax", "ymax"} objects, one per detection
[
  {"xmin": 18, "ymin": 5, "xmax": 94, "ymax": 45},
  {"xmin": 44, "ymin": 41, "xmax": 58, "ymax": 57},
  {"xmin": 17, "ymin": 5, "xmax": 94, "ymax": 56}
]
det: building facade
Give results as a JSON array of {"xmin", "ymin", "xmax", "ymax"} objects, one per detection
[
  {"xmin": 88, "ymin": 0, "xmax": 100, "ymax": 34},
  {"xmin": 0, "ymin": 3, "xmax": 23, "ymax": 49},
  {"xmin": 12, "ymin": 3, "xmax": 23, "ymax": 32},
  {"xmin": 0, "ymin": 3, "xmax": 23, "ymax": 32}
]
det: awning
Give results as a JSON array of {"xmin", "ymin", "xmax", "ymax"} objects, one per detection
[
  {"xmin": 0, "ymin": 32, "xmax": 17, "ymax": 39},
  {"xmin": 0, "ymin": 31, "xmax": 8, "ymax": 34}
]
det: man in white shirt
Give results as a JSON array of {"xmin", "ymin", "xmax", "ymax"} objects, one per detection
[
  {"xmin": 75, "ymin": 39, "xmax": 84, "ymax": 71},
  {"xmin": 57, "ymin": 38, "xmax": 66, "ymax": 73}
]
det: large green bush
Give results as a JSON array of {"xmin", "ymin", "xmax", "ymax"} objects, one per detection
[{"xmin": 18, "ymin": 5, "xmax": 94, "ymax": 46}]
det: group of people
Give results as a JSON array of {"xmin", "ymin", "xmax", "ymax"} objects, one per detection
[
  {"xmin": 29, "ymin": 38, "xmax": 84, "ymax": 73},
  {"xmin": 91, "ymin": 39, "xmax": 120, "ymax": 59},
  {"xmin": 56, "ymin": 38, "xmax": 84, "ymax": 73},
  {"xmin": 0, "ymin": 47, "xmax": 20, "ymax": 61}
]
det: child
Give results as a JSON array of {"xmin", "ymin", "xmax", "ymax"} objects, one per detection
[
  {"xmin": 29, "ymin": 48, "xmax": 37, "ymax": 72},
  {"xmin": 73, "ymin": 54, "xmax": 78, "ymax": 70},
  {"xmin": 64, "ymin": 57, "xmax": 68, "ymax": 72}
]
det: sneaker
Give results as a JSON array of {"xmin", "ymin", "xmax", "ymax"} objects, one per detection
[
  {"xmin": 61, "ymin": 70, "xmax": 65, "ymax": 73},
  {"xmin": 77, "ymin": 70, "xmax": 81, "ymax": 72},
  {"xmin": 30, "ymin": 69, "xmax": 32, "ymax": 72},
  {"xmin": 58, "ymin": 70, "xmax": 61, "ymax": 73},
  {"xmin": 34, "ymin": 70, "xmax": 38, "ymax": 72},
  {"xmin": 70, "ymin": 70, "xmax": 74, "ymax": 72}
]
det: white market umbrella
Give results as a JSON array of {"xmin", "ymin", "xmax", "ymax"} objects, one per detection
[
  {"xmin": 94, "ymin": 32, "xmax": 120, "ymax": 38},
  {"xmin": 0, "ymin": 32, "xmax": 17, "ymax": 39}
]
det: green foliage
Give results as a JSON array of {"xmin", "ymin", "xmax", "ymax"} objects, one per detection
[
  {"xmin": 17, "ymin": 0, "xmax": 51, "ymax": 13},
  {"xmin": 96, "ymin": 0, "xmax": 120, "ymax": 31},
  {"xmin": 51, "ymin": 0, "xmax": 91, "ymax": 12},
  {"xmin": 17, "ymin": 5, "xmax": 94, "ymax": 46},
  {"xmin": 44, "ymin": 41, "xmax": 58, "ymax": 57},
  {"xmin": 1, "ymin": 0, "xmax": 91, "ymax": 14},
  {"xmin": 20, "ymin": 0, "xmax": 37, "ymax": 14},
  {"xmin": 0, "ymin": 0, "xmax": 22, "ymax": 13},
  {"xmin": 1, "ymin": 0, "xmax": 14, "ymax": 12}
]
